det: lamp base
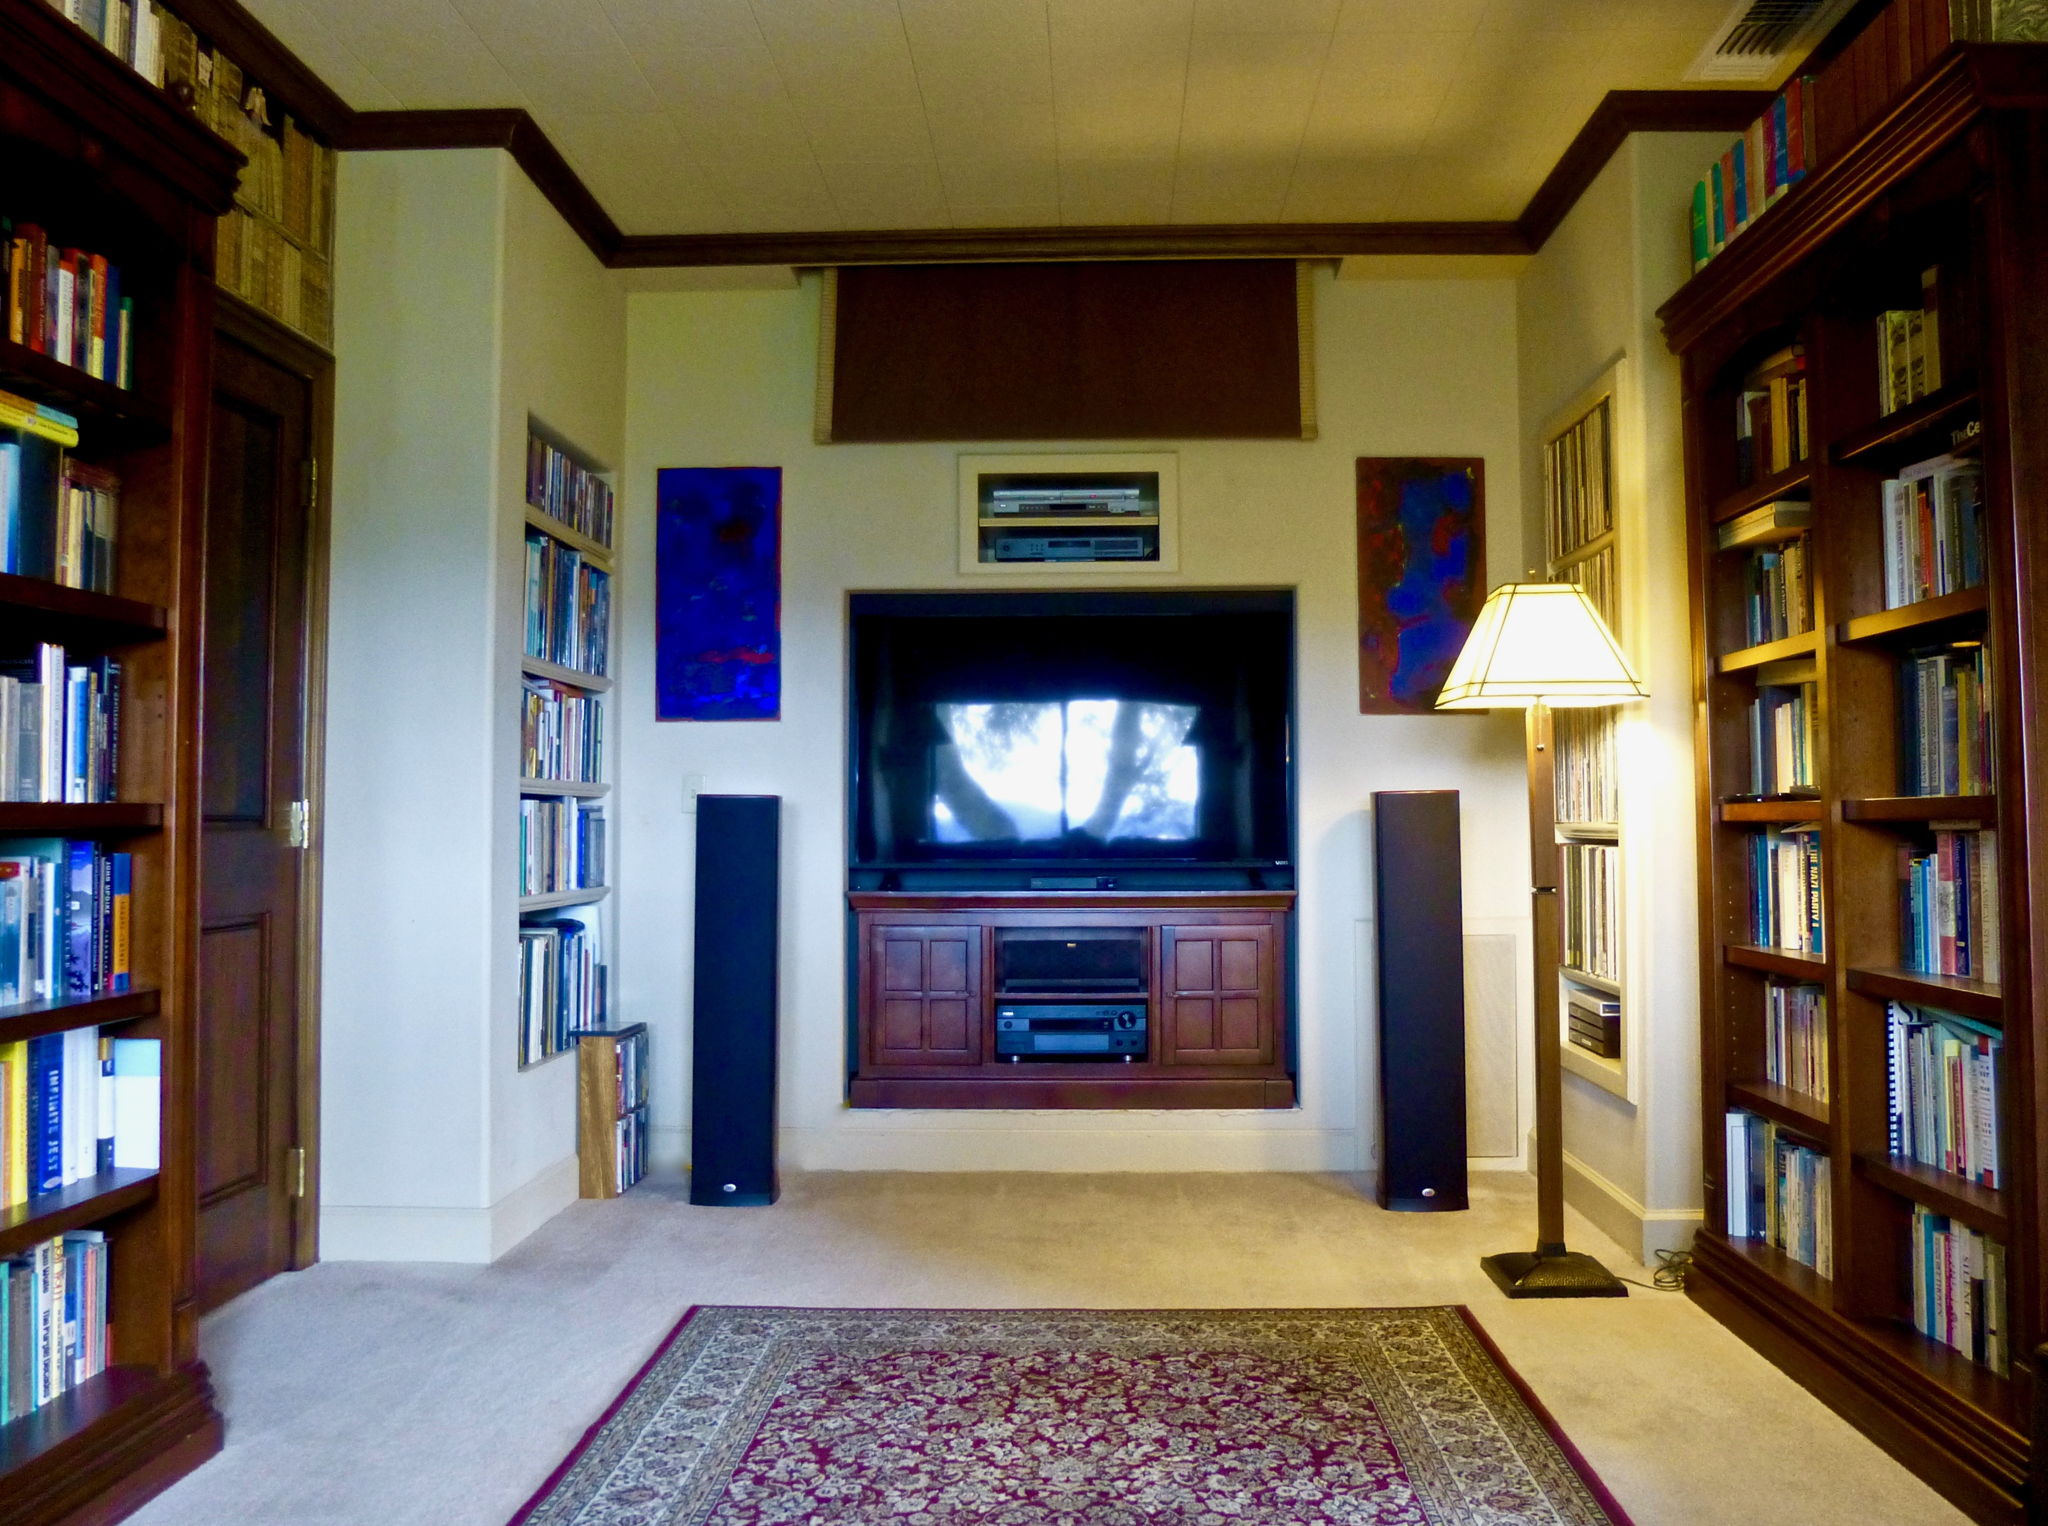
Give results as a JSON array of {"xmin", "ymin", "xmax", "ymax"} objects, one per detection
[{"xmin": 1480, "ymin": 1249, "xmax": 1629, "ymax": 1298}]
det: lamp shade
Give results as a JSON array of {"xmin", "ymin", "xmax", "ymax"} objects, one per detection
[{"xmin": 1434, "ymin": 582, "xmax": 1647, "ymax": 710}]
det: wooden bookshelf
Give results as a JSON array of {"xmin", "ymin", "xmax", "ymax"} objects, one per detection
[
  {"xmin": 575, "ymin": 1025, "xmax": 648, "ymax": 1199},
  {"xmin": 1663, "ymin": 43, "xmax": 2048, "ymax": 1525}
]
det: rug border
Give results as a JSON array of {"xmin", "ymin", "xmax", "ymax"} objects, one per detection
[
  {"xmin": 1452, "ymin": 1304, "xmax": 1640, "ymax": 1526},
  {"xmin": 505, "ymin": 1304, "xmax": 707, "ymax": 1526},
  {"xmin": 503, "ymin": 1303, "xmax": 1640, "ymax": 1526}
]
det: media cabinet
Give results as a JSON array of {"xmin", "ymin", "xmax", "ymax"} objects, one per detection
[{"xmin": 848, "ymin": 891, "xmax": 1294, "ymax": 1109}]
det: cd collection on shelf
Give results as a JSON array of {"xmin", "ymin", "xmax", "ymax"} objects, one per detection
[
  {"xmin": 518, "ymin": 798, "xmax": 604, "ymax": 898},
  {"xmin": 1561, "ymin": 841, "xmax": 1618, "ymax": 981},
  {"xmin": 527, "ymin": 435, "xmax": 614, "ymax": 550},
  {"xmin": 517, "ymin": 917, "xmax": 605, "ymax": 1068},
  {"xmin": 521, "ymin": 678, "xmax": 603, "ymax": 786},
  {"xmin": 524, "ymin": 531, "xmax": 610, "ymax": 678}
]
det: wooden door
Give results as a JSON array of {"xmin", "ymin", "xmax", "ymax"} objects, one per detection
[
  {"xmin": 867, "ymin": 924, "xmax": 983, "ymax": 1066},
  {"xmin": 195, "ymin": 334, "xmax": 314, "ymax": 1309},
  {"xmin": 1160, "ymin": 922, "xmax": 1276, "ymax": 1066}
]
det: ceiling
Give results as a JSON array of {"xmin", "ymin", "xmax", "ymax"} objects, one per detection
[{"xmin": 239, "ymin": 0, "xmax": 1767, "ymax": 237}]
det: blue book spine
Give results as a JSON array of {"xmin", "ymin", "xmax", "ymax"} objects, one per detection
[
  {"xmin": 63, "ymin": 840, "xmax": 94, "ymax": 1001},
  {"xmin": 28, "ymin": 1032, "xmax": 61, "ymax": 1194},
  {"xmin": 108, "ymin": 852, "xmax": 128, "ymax": 992},
  {"xmin": 1732, "ymin": 137, "xmax": 1750, "ymax": 228},
  {"xmin": 1772, "ymin": 96, "xmax": 1790, "ymax": 194},
  {"xmin": 0, "ymin": 439, "xmax": 18, "ymax": 576}
]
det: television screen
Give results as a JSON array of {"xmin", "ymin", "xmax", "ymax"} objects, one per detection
[{"xmin": 849, "ymin": 591, "xmax": 1293, "ymax": 870}]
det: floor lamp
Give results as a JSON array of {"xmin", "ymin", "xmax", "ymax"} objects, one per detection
[{"xmin": 1436, "ymin": 583, "xmax": 1647, "ymax": 1298}]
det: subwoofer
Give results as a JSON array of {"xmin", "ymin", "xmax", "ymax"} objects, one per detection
[
  {"xmin": 690, "ymin": 795, "xmax": 781, "ymax": 1206},
  {"xmin": 1372, "ymin": 790, "xmax": 1468, "ymax": 1212}
]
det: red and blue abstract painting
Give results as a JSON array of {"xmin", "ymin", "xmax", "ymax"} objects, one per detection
[
  {"xmin": 656, "ymin": 467, "xmax": 782, "ymax": 721},
  {"xmin": 1356, "ymin": 457, "xmax": 1486, "ymax": 714}
]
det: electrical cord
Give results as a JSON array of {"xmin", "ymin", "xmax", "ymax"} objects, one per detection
[{"xmin": 1617, "ymin": 1248, "xmax": 1694, "ymax": 1293}]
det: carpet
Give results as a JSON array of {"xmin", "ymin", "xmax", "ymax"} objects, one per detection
[{"xmin": 508, "ymin": 1306, "xmax": 1634, "ymax": 1526}]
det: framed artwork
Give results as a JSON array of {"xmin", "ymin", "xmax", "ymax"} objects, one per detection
[
  {"xmin": 655, "ymin": 467, "xmax": 782, "ymax": 721},
  {"xmin": 1355, "ymin": 457, "xmax": 1486, "ymax": 715}
]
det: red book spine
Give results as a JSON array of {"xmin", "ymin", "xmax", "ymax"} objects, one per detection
[
  {"xmin": 25, "ymin": 225, "xmax": 48, "ymax": 354},
  {"xmin": 1787, "ymin": 80, "xmax": 1805, "ymax": 179},
  {"xmin": 88, "ymin": 255, "xmax": 109, "ymax": 380}
]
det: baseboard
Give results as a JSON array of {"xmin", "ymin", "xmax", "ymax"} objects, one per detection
[
  {"xmin": 320, "ymin": 1153, "xmax": 579, "ymax": 1263},
  {"xmin": 1560, "ymin": 1145, "xmax": 1702, "ymax": 1263},
  {"xmin": 781, "ymin": 1124, "xmax": 1357, "ymax": 1172}
]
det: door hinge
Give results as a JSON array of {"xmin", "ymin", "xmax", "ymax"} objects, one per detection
[
  {"xmin": 287, "ymin": 1146, "xmax": 307, "ymax": 1199},
  {"xmin": 301, "ymin": 457, "xmax": 318, "ymax": 511},
  {"xmin": 287, "ymin": 799, "xmax": 311, "ymax": 848}
]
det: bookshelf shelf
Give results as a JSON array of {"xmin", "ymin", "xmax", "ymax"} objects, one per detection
[
  {"xmin": 1829, "ymin": 380, "xmax": 1980, "ymax": 467},
  {"xmin": 0, "ymin": 337, "xmax": 170, "ymax": 449},
  {"xmin": 0, "ymin": 571, "xmax": 168, "ymax": 644},
  {"xmin": 1727, "ymin": 1078, "xmax": 1829, "ymax": 1136},
  {"xmin": 1841, "ymin": 794, "xmax": 1996, "ymax": 824},
  {"xmin": 519, "ymin": 887, "xmax": 610, "ymax": 913},
  {"xmin": 1558, "ymin": 965, "xmax": 1620, "ymax": 995},
  {"xmin": 523, "ymin": 506, "xmax": 614, "ymax": 570},
  {"xmin": 1844, "ymin": 966, "xmax": 2001, "ymax": 1024},
  {"xmin": 1837, "ymin": 586, "xmax": 1987, "ymax": 645},
  {"xmin": 520, "ymin": 655, "xmax": 612, "ymax": 693},
  {"xmin": 1856, "ymin": 1318, "xmax": 2016, "ymax": 1426},
  {"xmin": 0, "ymin": 1169, "xmax": 157, "ymax": 1260},
  {"xmin": 1717, "ymin": 629, "xmax": 1821, "ymax": 673},
  {"xmin": 518, "ymin": 778, "xmax": 608, "ymax": 799},
  {"xmin": 1714, "ymin": 1229, "xmax": 1836, "ymax": 1309},
  {"xmin": 0, "ymin": 1364, "xmax": 167, "ymax": 1476},
  {"xmin": 1711, "ymin": 463, "xmax": 1813, "ymax": 526},
  {"xmin": 1556, "ymin": 820, "xmax": 1619, "ymax": 840},
  {"xmin": 0, "ymin": 986, "xmax": 159, "ymax": 1046},
  {"xmin": 1854, "ymin": 1153, "xmax": 2008, "ymax": 1238},
  {"xmin": 1719, "ymin": 798, "xmax": 1825, "ymax": 823},
  {"xmin": 0, "ymin": 802, "xmax": 161, "ymax": 834},
  {"xmin": 1725, "ymin": 943, "xmax": 1830, "ymax": 978}
]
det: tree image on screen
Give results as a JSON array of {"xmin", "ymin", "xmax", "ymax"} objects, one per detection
[{"xmin": 932, "ymin": 700, "xmax": 1199, "ymax": 845}]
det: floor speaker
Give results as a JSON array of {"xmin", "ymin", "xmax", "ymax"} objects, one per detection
[
  {"xmin": 690, "ymin": 794, "xmax": 780, "ymax": 1206},
  {"xmin": 1373, "ymin": 790, "xmax": 1468, "ymax": 1212}
]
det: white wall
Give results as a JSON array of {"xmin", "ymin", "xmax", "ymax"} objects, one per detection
[
  {"xmin": 615, "ymin": 268, "xmax": 1535, "ymax": 1175},
  {"xmin": 324, "ymin": 149, "xmax": 625, "ymax": 1260},
  {"xmin": 1515, "ymin": 133, "xmax": 1722, "ymax": 1258}
]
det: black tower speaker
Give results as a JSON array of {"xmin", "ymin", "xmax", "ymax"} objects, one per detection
[
  {"xmin": 1372, "ymin": 790, "xmax": 1468, "ymax": 1212},
  {"xmin": 690, "ymin": 794, "xmax": 781, "ymax": 1206}
]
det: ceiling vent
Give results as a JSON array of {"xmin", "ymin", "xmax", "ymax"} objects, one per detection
[{"xmin": 1684, "ymin": 0, "xmax": 1857, "ymax": 81}]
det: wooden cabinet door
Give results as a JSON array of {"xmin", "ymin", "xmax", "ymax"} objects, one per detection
[
  {"xmin": 868, "ymin": 924, "xmax": 984, "ymax": 1066},
  {"xmin": 1160, "ymin": 923, "xmax": 1276, "ymax": 1066}
]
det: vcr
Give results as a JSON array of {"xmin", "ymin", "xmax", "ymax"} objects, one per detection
[{"xmin": 995, "ymin": 1003, "xmax": 1146, "ymax": 1059}]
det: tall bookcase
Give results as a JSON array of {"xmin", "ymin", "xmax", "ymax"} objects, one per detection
[
  {"xmin": 0, "ymin": 1, "xmax": 236, "ymax": 1519},
  {"xmin": 517, "ymin": 421, "xmax": 614, "ymax": 1070},
  {"xmin": 1664, "ymin": 46, "xmax": 2048, "ymax": 1524}
]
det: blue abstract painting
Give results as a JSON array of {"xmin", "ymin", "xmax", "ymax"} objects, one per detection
[
  {"xmin": 656, "ymin": 467, "xmax": 782, "ymax": 721},
  {"xmin": 1356, "ymin": 458, "xmax": 1486, "ymax": 714}
]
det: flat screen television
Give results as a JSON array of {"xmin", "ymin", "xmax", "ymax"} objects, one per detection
[{"xmin": 848, "ymin": 590, "xmax": 1294, "ymax": 890}]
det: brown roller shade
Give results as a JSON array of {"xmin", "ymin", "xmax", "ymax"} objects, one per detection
[{"xmin": 821, "ymin": 260, "xmax": 1311, "ymax": 443}]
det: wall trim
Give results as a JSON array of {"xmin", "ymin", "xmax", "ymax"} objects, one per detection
[
  {"xmin": 1561, "ymin": 1145, "xmax": 1704, "ymax": 1264},
  {"xmin": 782, "ymin": 1126, "xmax": 1357, "ymax": 1174},
  {"xmin": 319, "ymin": 1153, "xmax": 579, "ymax": 1263}
]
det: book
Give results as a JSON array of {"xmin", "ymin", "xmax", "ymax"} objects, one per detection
[
  {"xmin": 1765, "ymin": 981, "xmax": 1828, "ymax": 1102},
  {"xmin": 108, "ymin": 1037, "xmax": 158, "ymax": 1170},
  {"xmin": 0, "ymin": 1232, "xmax": 107, "ymax": 1425},
  {"xmin": 527, "ymin": 434, "xmax": 615, "ymax": 548},
  {"xmin": 1725, "ymin": 1110, "xmax": 1832, "ymax": 1276},
  {"xmin": 1911, "ymin": 1206, "xmax": 2006, "ymax": 1373},
  {"xmin": 1897, "ymin": 830, "xmax": 1999, "ymax": 982},
  {"xmin": 1717, "ymin": 499, "xmax": 1811, "ymax": 550},
  {"xmin": 1750, "ymin": 825, "xmax": 1824, "ymax": 954},
  {"xmin": 1898, "ymin": 642, "xmax": 1994, "ymax": 796}
]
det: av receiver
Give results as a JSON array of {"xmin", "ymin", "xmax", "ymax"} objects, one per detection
[
  {"xmin": 991, "ymin": 534, "xmax": 1152, "ymax": 562},
  {"xmin": 995, "ymin": 1004, "xmax": 1146, "ymax": 1058}
]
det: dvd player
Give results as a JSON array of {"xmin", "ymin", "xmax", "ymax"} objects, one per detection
[{"xmin": 995, "ymin": 1003, "xmax": 1146, "ymax": 1058}]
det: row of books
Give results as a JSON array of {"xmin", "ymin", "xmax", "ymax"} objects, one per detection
[
  {"xmin": 1552, "ymin": 708, "xmax": 1617, "ymax": 825},
  {"xmin": 1899, "ymin": 642, "xmax": 1993, "ymax": 797},
  {"xmin": 1880, "ymin": 454, "xmax": 1983, "ymax": 609},
  {"xmin": 38, "ymin": 0, "xmax": 166, "ymax": 82},
  {"xmin": 1724, "ymin": 1110, "xmax": 1833, "ymax": 1277},
  {"xmin": 1560, "ymin": 841, "xmax": 1618, "ymax": 981},
  {"xmin": 1565, "ymin": 986, "xmax": 1619, "ymax": 1060},
  {"xmin": 1751, "ymin": 825, "xmax": 1824, "ymax": 954},
  {"xmin": 217, "ymin": 209, "xmax": 333, "ymax": 350},
  {"xmin": 521, "ymin": 678, "xmax": 603, "ymax": 786},
  {"xmin": 518, "ymin": 798, "xmax": 605, "ymax": 898},
  {"xmin": 1876, "ymin": 268, "xmax": 1945, "ymax": 417},
  {"xmin": 1747, "ymin": 678, "xmax": 1816, "ymax": 798},
  {"xmin": 0, "ymin": 844, "xmax": 133, "ymax": 1011},
  {"xmin": 1742, "ymin": 540, "xmax": 1811, "ymax": 648},
  {"xmin": 595, "ymin": 1025, "xmax": 648, "ymax": 1116},
  {"xmin": 1898, "ymin": 829, "xmax": 1999, "ymax": 983},
  {"xmin": 1543, "ymin": 399, "xmax": 1610, "ymax": 557},
  {"xmin": 0, "ymin": 647, "xmax": 122, "ymax": 804},
  {"xmin": 1765, "ymin": 981, "xmax": 1828, "ymax": 1103},
  {"xmin": 1, "ymin": 397, "xmax": 121, "ymax": 594},
  {"xmin": 1912, "ymin": 1206, "xmax": 2006, "ymax": 1374},
  {"xmin": 1, "ymin": 1231, "xmax": 107, "ymax": 1426},
  {"xmin": 1, "ymin": 224, "xmax": 136, "ymax": 390},
  {"xmin": 528, "ymin": 435, "xmax": 615, "ymax": 550},
  {"xmin": 2, "ymin": 1032, "xmax": 156, "ymax": 1206},
  {"xmin": 524, "ymin": 533, "xmax": 611, "ymax": 679},
  {"xmin": 1690, "ymin": 79, "xmax": 1818, "ymax": 270},
  {"xmin": 1568, "ymin": 544, "xmax": 1615, "ymax": 629},
  {"xmin": 518, "ymin": 918, "xmax": 605, "ymax": 1067},
  {"xmin": 1887, "ymin": 1001, "xmax": 2000, "ymax": 1189},
  {"xmin": 606, "ymin": 1105, "xmax": 649, "ymax": 1196},
  {"xmin": 1735, "ymin": 348, "xmax": 1809, "ymax": 485}
]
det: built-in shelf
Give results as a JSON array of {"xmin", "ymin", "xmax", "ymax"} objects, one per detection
[
  {"xmin": 0, "ymin": 572, "xmax": 167, "ymax": 646},
  {"xmin": 1856, "ymin": 1317, "xmax": 2015, "ymax": 1424},
  {"xmin": 1728, "ymin": 1078, "xmax": 1830, "ymax": 1137},
  {"xmin": 0, "ymin": 337, "xmax": 170, "ymax": 449},
  {"xmin": 1845, "ymin": 966, "xmax": 2001, "ymax": 1023},
  {"xmin": 1715, "ymin": 1229, "xmax": 1835, "ymax": 1310},
  {"xmin": 1711, "ymin": 463, "xmax": 1813, "ymax": 526},
  {"xmin": 0, "ymin": 1365, "xmax": 168, "ymax": 1477},
  {"xmin": 0, "ymin": 987, "xmax": 159, "ymax": 1046},
  {"xmin": 519, "ymin": 887, "xmax": 610, "ymax": 913},
  {"xmin": 521, "ymin": 655, "xmax": 612, "ymax": 692},
  {"xmin": 1837, "ymin": 586, "xmax": 1988, "ymax": 645},
  {"xmin": 523, "ymin": 506, "xmax": 614, "ymax": 569},
  {"xmin": 1719, "ymin": 798, "xmax": 1825, "ymax": 824},
  {"xmin": 1558, "ymin": 966, "xmax": 1620, "ymax": 995},
  {"xmin": 1830, "ymin": 382, "xmax": 1980, "ymax": 468},
  {"xmin": 0, "ymin": 1169, "xmax": 157, "ymax": 1260},
  {"xmin": 1717, "ymin": 629, "xmax": 1821, "ymax": 673},
  {"xmin": 0, "ymin": 802, "xmax": 161, "ymax": 834},
  {"xmin": 1555, "ymin": 820, "xmax": 1619, "ymax": 841},
  {"xmin": 518, "ymin": 778, "xmax": 608, "ymax": 798},
  {"xmin": 1725, "ymin": 943, "xmax": 1830, "ymax": 978},
  {"xmin": 1854, "ymin": 1153, "xmax": 2007, "ymax": 1238},
  {"xmin": 1841, "ymin": 794, "xmax": 1996, "ymax": 824}
]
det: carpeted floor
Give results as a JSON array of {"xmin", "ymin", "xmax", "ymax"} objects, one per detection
[{"xmin": 125, "ymin": 1170, "xmax": 1968, "ymax": 1526}]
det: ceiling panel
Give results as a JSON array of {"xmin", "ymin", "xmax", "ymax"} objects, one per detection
[{"xmin": 239, "ymin": 0, "xmax": 1774, "ymax": 238}]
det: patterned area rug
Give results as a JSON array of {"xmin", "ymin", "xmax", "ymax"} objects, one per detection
[{"xmin": 509, "ymin": 1307, "xmax": 1633, "ymax": 1526}]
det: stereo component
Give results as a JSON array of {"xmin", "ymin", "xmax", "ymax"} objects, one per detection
[{"xmin": 995, "ymin": 1003, "xmax": 1146, "ymax": 1058}]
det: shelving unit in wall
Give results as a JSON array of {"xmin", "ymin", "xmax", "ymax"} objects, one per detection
[
  {"xmin": 1662, "ymin": 46, "xmax": 2048, "ymax": 1524},
  {"xmin": 1543, "ymin": 371, "xmax": 1630, "ymax": 1101},
  {"xmin": 517, "ymin": 421, "xmax": 615, "ymax": 1069}
]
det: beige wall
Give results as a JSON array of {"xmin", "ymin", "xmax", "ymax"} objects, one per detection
[{"xmin": 615, "ymin": 268, "xmax": 1537, "ymax": 1174}]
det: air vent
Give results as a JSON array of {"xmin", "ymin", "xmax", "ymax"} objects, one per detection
[{"xmin": 1685, "ymin": 0, "xmax": 1855, "ymax": 81}]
